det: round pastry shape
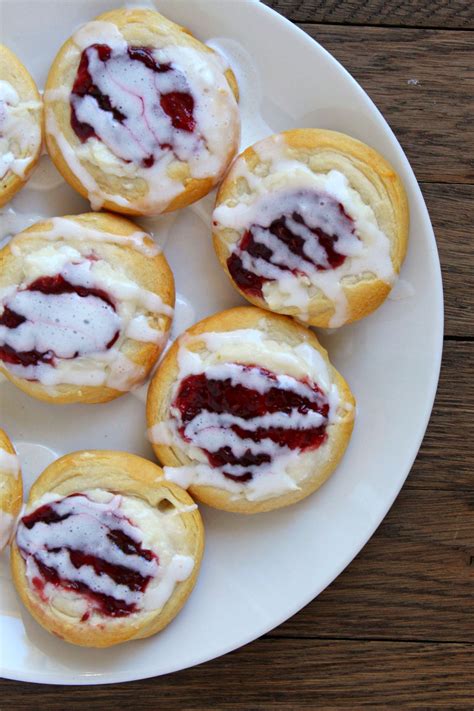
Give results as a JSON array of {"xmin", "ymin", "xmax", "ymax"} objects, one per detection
[
  {"xmin": 44, "ymin": 8, "xmax": 240, "ymax": 216},
  {"xmin": 213, "ymin": 129, "xmax": 409, "ymax": 328},
  {"xmin": 0, "ymin": 428, "xmax": 22, "ymax": 550},
  {"xmin": 0, "ymin": 45, "xmax": 43, "ymax": 207},
  {"xmin": 147, "ymin": 306, "xmax": 355, "ymax": 514},
  {"xmin": 11, "ymin": 450, "xmax": 204, "ymax": 647},
  {"xmin": 0, "ymin": 212, "xmax": 174, "ymax": 404}
]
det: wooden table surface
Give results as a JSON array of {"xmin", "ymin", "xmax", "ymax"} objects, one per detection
[{"xmin": 2, "ymin": 1, "xmax": 473, "ymax": 707}]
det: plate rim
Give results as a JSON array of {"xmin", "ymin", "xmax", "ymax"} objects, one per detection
[{"xmin": 0, "ymin": 0, "xmax": 444, "ymax": 685}]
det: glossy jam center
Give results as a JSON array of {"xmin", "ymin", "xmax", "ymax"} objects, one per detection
[
  {"xmin": 70, "ymin": 43, "xmax": 196, "ymax": 168},
  {"xmin": 0, "ymin": 274, "xmax": 119, "ymax": 368},
  {"xmin": 174, "ymin": 365, "xmax": 329, "ymax": 482},
  {"xmin": 18, "ymin": 494, "xmax": 158, "ymax": 618},
  {"xmin": 226, "ymin": 192, "xmax": 355, "ymax": 298}
]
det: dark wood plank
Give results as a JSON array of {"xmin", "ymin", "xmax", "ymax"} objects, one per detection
[
  {"xmin": 423, "ymin": 184, "xmax": 474, "ymax": 338},
  {"xmin": 270, "ymin": 488, "xmax": 474, "ymax": 642},
  {"xmin": 297, "ymin": 25, "xmax": 474, "ymax": 185},
  {"xmin": 408, "ymin": 340, "xmax": 474, "ymax": 490},
  {"xmin": 1, "ymin": 638, "xmax": 473, "ymax": 708},
  {"xmin": 265, "ymin": 0, "xmax": 474, "ymax": 30}
]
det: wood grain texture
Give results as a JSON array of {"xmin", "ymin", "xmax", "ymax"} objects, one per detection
[
  {"xmin": 407, "ymin": 341, "xmax": 474, "ymax": 490},
  {"xmin": 271, "ymin": 487, "xmax": 474, "ymax": 642},
  {"xmin": 265, "ymin": 0, "xmax": 474, "ymax": 29},
  {"xmin": 299, "ymin": 25, "xmax": 474, "ymax": 184},
  {"xmin": 422, "ymin": 184, "xmax": 474, "ymax": 337},
  {"xmin": 1, "ymin": 638, "xmax": 473, "ymax": 708}
]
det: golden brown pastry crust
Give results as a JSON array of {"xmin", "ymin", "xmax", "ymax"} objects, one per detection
[
  {"xmin": 213, "ymin": 129, "xmax": 409, "ymax": 328},
  {"xmin": 0, "ymin": 45, "xmax": 43, "ymax": 207},
  {"xmin": 44, "ymin": 8, "xmax": 239, "ymax": 216},
  {"xmin": 10, "ymin": 449, "xmax": 204, "ymax": 647},
  {"xmin": 0, "ymin": 428, "xmax": 22, "ymax": 547},
  {"xmin": 0, "ymin": 211, "xmax": 175, "ymax": 404},
  {"xmin": 147, "ymin": 306, "xmax": 355, "ymax": 513}
]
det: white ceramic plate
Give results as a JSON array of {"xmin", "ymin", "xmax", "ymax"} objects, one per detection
[{"xmin": 0, "ymin": 0, "xmax": 443, "ymax": 685}]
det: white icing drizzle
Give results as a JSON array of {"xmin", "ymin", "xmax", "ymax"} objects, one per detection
[
  {"xmin": 0, "ymin": 448, "xmax": 20, "ymax": 476},
  {"xmin": 0, "ymin": 208, "xmax": 43, "ymax": 249},
  {"xmin": 388, "ymin": 277, "xmax": 415, "ymax": 301},
  {"xmin": 103, "ymin": 350, "xmax": 147, "ymax": 392},
  {"xmin": 10, "ymin": 216, "xmax": 160, "ymax": 257},
  {"xmin": 19, "ymin": 494, "xmax": 159, "ymax": 610},
  {"xmin": 61, "ymin": 259, "xmax": 172, "ymax": 316},
  {"xmin": 163, "ymin": 461, "xmax": 299, "ymax": 502},
  {"xmin": 45, "ymin": 108, "xmax": 109, "ymax": 211},
  {"xmin": 178, "ymin": 329, "xmax": 336, "ymax": 397},
  {"xmin": 17, "ymin": 490, "xmax": 194, "ymax": 616},
  {"xmin": 43, "ymin": 87, "xmax": 69, "ymax": 102},
  {"xmin": 213, "ymin": 134, "xmax": 395, "ymax": 327},
  {"xmin": 73, "ymin": 21, "xmax": 126, "ymax": 51},
  {"xmin": 142, "ymin": 554, "xmax": 194, "ymax": 611},
  {"xmin": 1, "ymin": 229, "xmax": 173, "ymax": 390},
  {"xmin": 45, "ymin": 20, "xmax": 239, "ymax": 215},
  {"xmin": 45, "ymin": 108, "xmax": 137, "ymax": 211},
  {"xmin": 126, "ymin": 314, "xmax": 167, "ymax": 344},
  {"xmin": 168, "ymin": 293, "xmax": 196, "ymax": 343},
  {"xmin": 1, "ymin": 290, "xmax": 121, "ymax": 358},
  {"xmin": 0, "ymin": 80, "xmax": 41, "ymax": 180},
  {"xmin": 167, "ymin": 503, "xmax": 198, "ymax": 517},
  {"xmin": 3, "ymin": 351, "xmax": 145, "ymax": 392},
  {"xmin": 128, "ymin": 291, "xmax": 193, "ymax": 405},
  {"xmin": 205, "ymin": 37, "xmax": 273, "ymax": 149},
  {"xmin": 150, "ymin": 328, "xmax": 345, "ymax": 501},
  {"xmin": 0, "ymin": 503, "xmax": 25, "ymax": 551}
]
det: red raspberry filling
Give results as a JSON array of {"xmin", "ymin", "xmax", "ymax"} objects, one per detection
[
  {"xmin": 19, "ymin": 494, "xmax": 158, "ymax": 618},
  {"xmin": 70, "ymin": 43, "xmax": 196, "ymax": 168},
  {"xmin": 173, "ymin": 365, "xmax": 329, "ymax": 482},
  {"xmin": 0, "ymin": 274, "xmax": 118, "ymax": 369},
  {"xmin": 224, "ymin": 193, "xmax": 355, "ymax": 299}
]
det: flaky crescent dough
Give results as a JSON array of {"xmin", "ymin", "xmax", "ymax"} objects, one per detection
[
  {"xmin": 213, "ymin": 129, "xmax": 409, "ymax": 328},
  {"xmin": 0, "ymin": 45, "xmax": 43, "ymax": 207},
  {"xmin": 11, "ymin": 450, "xmax": 204, "ymax": 647},
  {"xmin": 0, "ymin": 211, "xmax": 174, "ymax": 404},
  {"xmin": 44, "ymin": 8, "xmax": 240, "ymax": 216},
  {"xmin": 0, "ymin": 428, "xmax": 22, "ymax": 550},
  {"xmin": 147, "ymin": 306, "xmax": 355, "ymax": 514}
]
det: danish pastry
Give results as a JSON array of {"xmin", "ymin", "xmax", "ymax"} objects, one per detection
[
  {"xmin": 0, "ymin": 45, "xmax": 43, "ymax": 207},
  {"xmin": 0, "ymin": 428, "xmax": 22, "ymax": 550},
  {"xmin": 213, "ymin": 129, "xmax": 409, "ymax": 328},
  {"xmin": 10, "ymin": 450, "xmax": 204, "ymax": 647},
  {"xmin": 44, "ymin": 8, "xmax": 240, "ymax": 216},
  {"xmin": 0, "ymin": 212, "xmax": 174, "ymax": 404},
  {"xmin": 147, "ymin": 306, "xmax": 355, "ymax": 514}
]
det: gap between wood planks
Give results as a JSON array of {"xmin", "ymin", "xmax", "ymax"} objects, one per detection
[
  {"xmin": 445, "ymin": 335, "xmax": 474, "ymax": 342},
  {"xmin": 296, "ymin": 21, "xmax": 474, "ymax": 32},
  {"xmin": 267, "ymin": 634, "xmax": 473, "ymax": 645}
]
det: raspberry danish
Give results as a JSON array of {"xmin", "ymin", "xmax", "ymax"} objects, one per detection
[
  {"xmin": 147, "ymin": 307, "xmax": 355, "ymax": 514},
  {"xmin": 0, "ymin": 428, "xmax": 22, "ymax": 550},
  {"xmin": 0, "ymin": 45, "xmax": 43, "ymax": 207},
  {"xmin": 213, "ymin": 129, "xmax": 409, "ymax": 328},
  {"xmin": 44, "ymin": 8, "xmax": 240, "ymax": 215},
  {"xmin": 11, "ymin": 450, "xmax": 203, "ymax": 647},
  {"xmin": 0, "ymin": 212, "xmax": 174, "ymax": 404}
]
